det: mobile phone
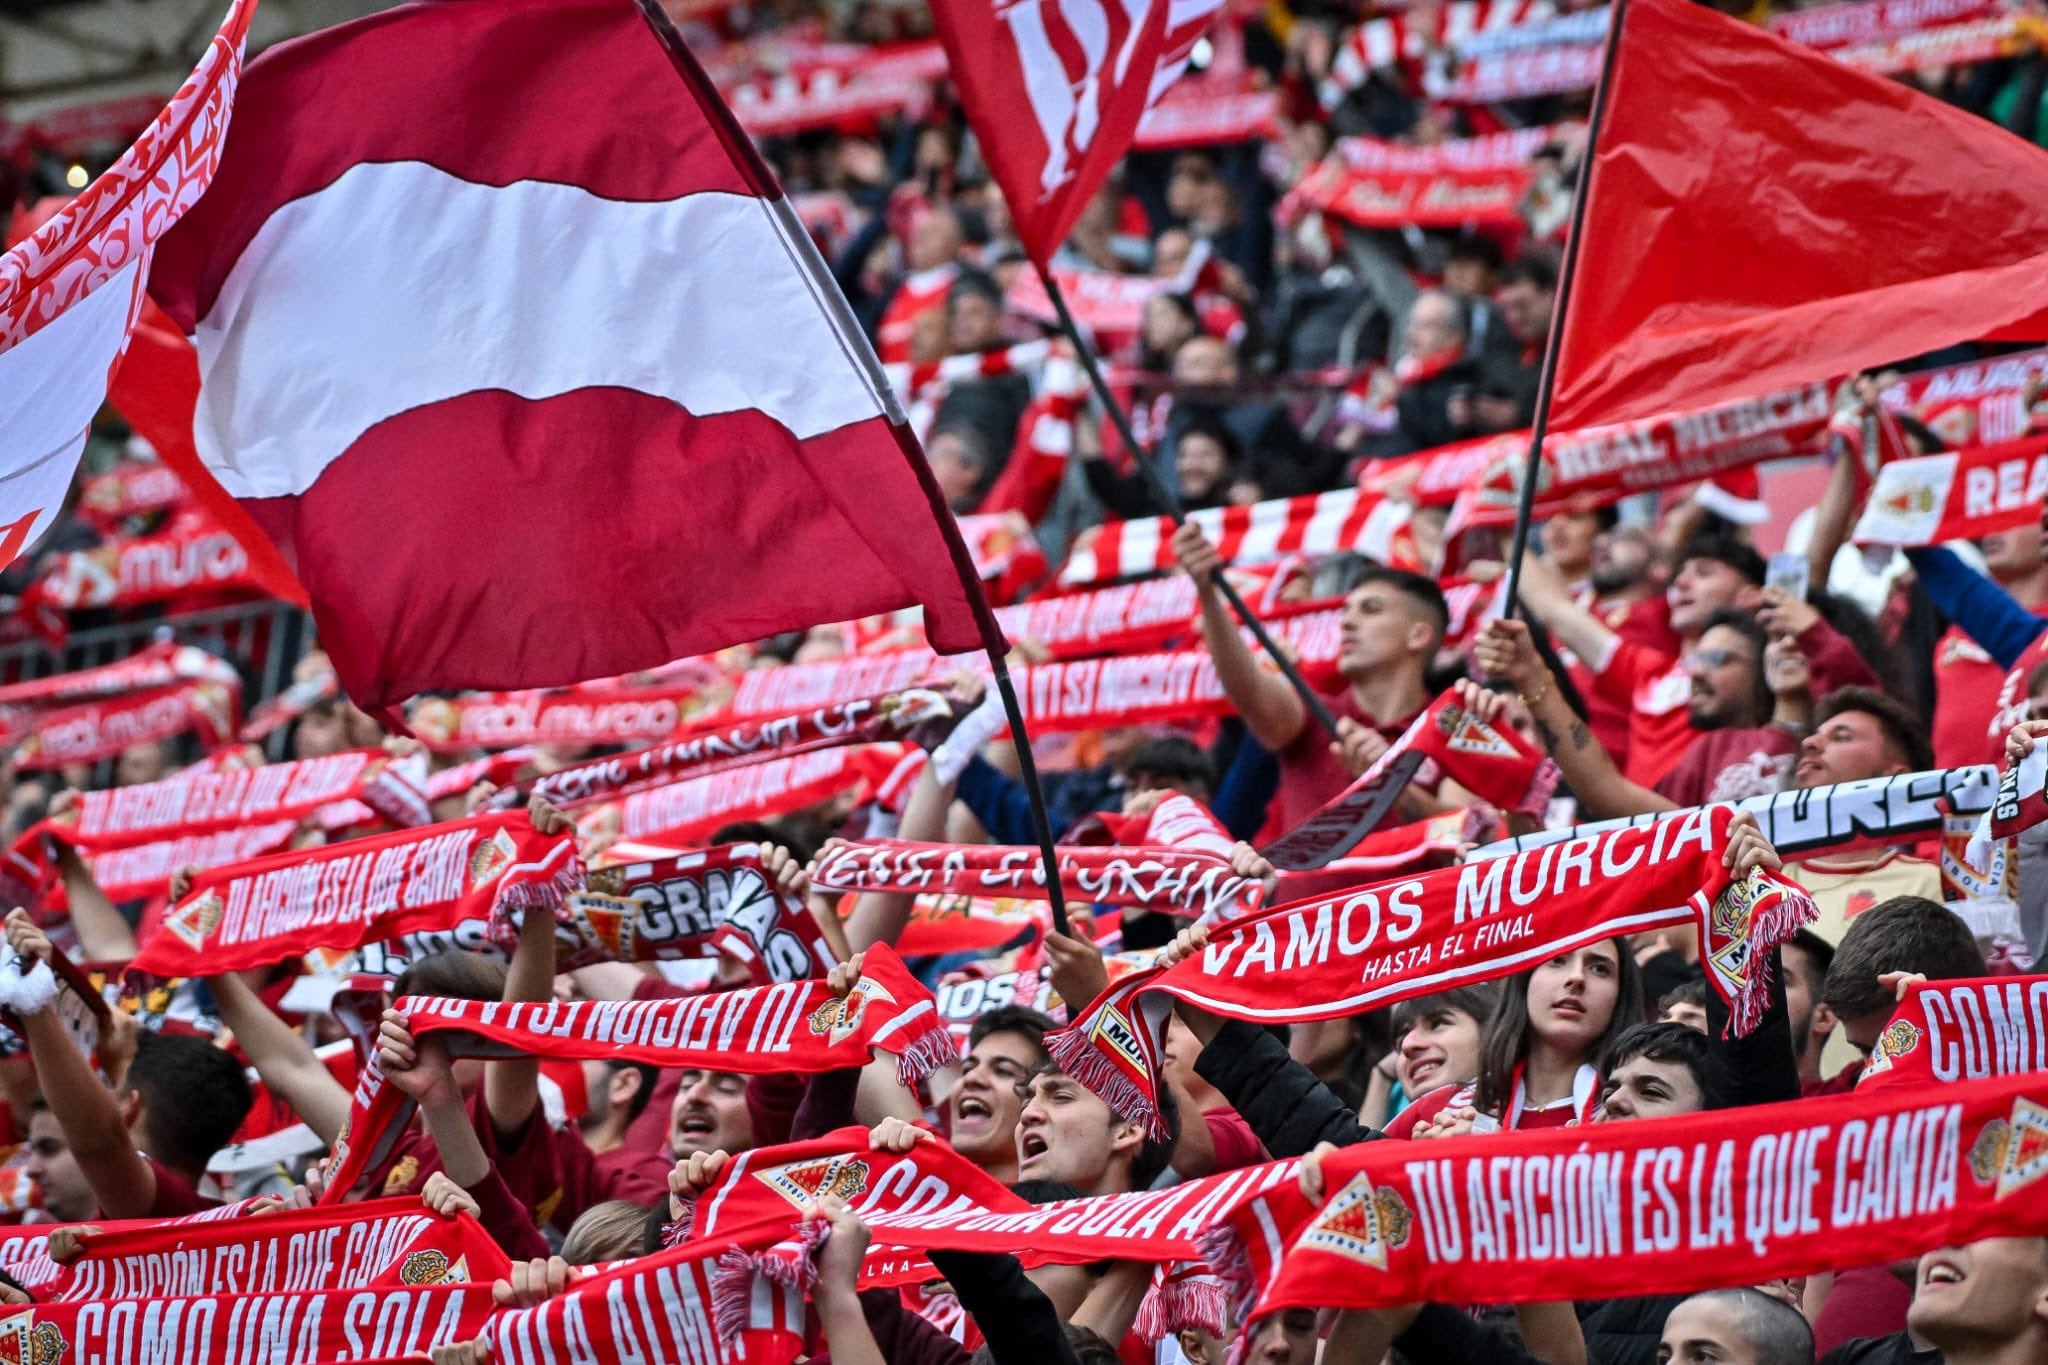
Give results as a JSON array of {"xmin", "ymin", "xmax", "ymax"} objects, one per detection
[{"xmin": 1766, "ymin": 552, "xmax": 1809, "ymax": 602}]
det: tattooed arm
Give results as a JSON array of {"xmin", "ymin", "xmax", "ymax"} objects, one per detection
[{"xmin": 1471, "ymin": 622, "xmax": 1674, "ymax": 820}]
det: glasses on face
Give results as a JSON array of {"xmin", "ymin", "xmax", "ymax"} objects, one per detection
[{"xmin": 1683, "ymin": 649, "xmax": 1746, "ymax": 670}]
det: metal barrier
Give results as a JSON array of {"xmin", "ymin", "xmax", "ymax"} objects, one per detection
[{"xmin": 0, "ymin": 599, "xmax": 315, "ymax": 714}]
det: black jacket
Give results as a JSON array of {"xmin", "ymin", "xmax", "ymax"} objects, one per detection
[{"xmin": 1193, "ymin": 1018, "xmax": 1383, "ymax": 1158}]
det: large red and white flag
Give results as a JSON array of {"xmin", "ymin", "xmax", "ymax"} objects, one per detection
[
  {"xmin": 148, "ymin": 0, "xmax": 1000, "ymax": 715},
  {"xmin": 934, "ymin": 0, "xmax": 1223, "ymax": 265},
  {"xmin": 0, "ymin": 0, "xmax": 253, "ymax": 573}
]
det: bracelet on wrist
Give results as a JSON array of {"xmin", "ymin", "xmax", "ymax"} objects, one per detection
[{"xmin": 1517, "ymin": 676, "xmax": 1550, "ymax": 707}]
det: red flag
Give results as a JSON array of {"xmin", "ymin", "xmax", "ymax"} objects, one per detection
[
  {"xmin": 933, "ymin": 0, "xmax": 1220, "ymax": 265},
  {"xmin": 147, "ymin": 0, "xmax": 999, "ymax": 715},
  {"xmin": 1550, "ymin": 0, "xmax": 2048, "ymax": 429}
]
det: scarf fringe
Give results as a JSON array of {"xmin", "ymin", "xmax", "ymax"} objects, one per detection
[
  {"xmin": 0, "ymin": 958, "xmax": 57, "ymax": 1016},
  {"xmin": 662, "ymin": 1202, "xmax": 694, "ymax": 1248},
  {"xmin": 1727, "ymin": 881, "xmax": 1819, "ymax": 1037},
  {"xmin": 1193, "ymin": 1221, "xmax": 1255, "ymax": 1324},
  {"xmin": 1133, "ymin": 1274, "xmax": 1231, "ymax": 1341},
  {"xmin": 893, "ymin": 1018, "xmax": 963, "ymax": 1090},
  {"xmin": 711, "ymin": 1225, "xmax": 822, "ymax": 1343},
  {"xmin": 1044, "ymin": 1025, "xmax": 1169, "ymax": 1141},
  {"xmin": 494, "ymin": 850, "xmax": 585, "ymax": 916}
]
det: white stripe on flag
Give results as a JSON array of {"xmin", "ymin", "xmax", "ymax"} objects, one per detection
[
  {"xmin": 195, "ymin": 163, "xmax": 887, "ymax": 499},
  {"xmin": 1118, "ymin": 515, "xmax": 1165, "ymax": 578},
  {"xmin": 1234, "ymin": 494, "xmax": 1291, "ymax": 563}
]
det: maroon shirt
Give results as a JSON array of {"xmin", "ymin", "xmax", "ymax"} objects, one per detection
[{"xmin": 1654, "ymin": 726, "xmax": 1797, "ymax": 807}]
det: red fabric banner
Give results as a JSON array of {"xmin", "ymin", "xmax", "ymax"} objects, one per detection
[
  {"xmin": 76, "ymin": 458, "xmax": 189, "ymax": 531},
  {"xmin": 24, "ymin": 512, "xmax": 266, "ymax": 617},
  {"xmin": 132, "ymin": 811, "xmax": 580, "ymax": 977},
  {"xmin": 1550, "ymin": 0, "xmax": 2048, "ymax": 429},
  {"xmin": 0, "ymin": 641, "xmax": 235, "ymax": 710},
  {"xmin": 1283, "ymin": 127, "xmax": 1560, "ymax": 230},
  {"xmin": 1235, "ymin": 1073, "xmax": 2048, "ymax": 1317},
  {"xmin": 83, "ymin": 820, "xmax": 299, "ymax": 902}
]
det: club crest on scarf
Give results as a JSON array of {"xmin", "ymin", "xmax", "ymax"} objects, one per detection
[
  {"xmin": 468, "ymin": 827, "xmax": 517, "ymax": 886},
  {"xmin": 1302, "ymin": 1175, "xmax": 1414, "ymax": 1271},
  {"xmin": 810, "ymin": 976, "xmax": 894, "ymax": 1046},
  {"xmin": 1968, "ymin": 1098, "xmax": 2048, "ymax": 1198},
  {"xmin": 1702, "ymin": 866, "xmax": 1775, "ymax": 1008},
  {"xmin": 398, "ymin": 1249, "xmax": 470, "ymax": 1287},
  {"xmin": 1432, "ymin": 701, "xmax": 1518, "ymax": 760},
  {"xmin": 163, "ymin": 888, "xmax": 226, "ymax": 951},
  {"xmin": 754, "ymin": 1154, "xmax": 874, "ymax": 1209},
  {"xmin": 1860, "ymin": 1019, "xmax": 1926, "ymax": 1083},
  {"xmin": 0, "ymin": 1312, "xmax": 66, "ymax": 1365}
]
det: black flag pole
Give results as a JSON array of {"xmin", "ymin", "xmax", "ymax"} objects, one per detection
[
  {"xmin": 1035, "ymin": 263, "xmax": 1343, "ymax": 741},
  {"xmin": 630, "ymin": 0, "xmax": 1075, "ymax": 939},
  {"xmin": 1500, "ymin": 0, "xmax": 1631, "ymax": 614}
]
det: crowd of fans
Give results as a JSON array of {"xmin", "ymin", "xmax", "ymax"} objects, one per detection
[{"xmin": 4, "ymin": 0, "xmax": 2048, "ymax": 1361}]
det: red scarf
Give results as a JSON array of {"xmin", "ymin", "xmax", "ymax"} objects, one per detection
[
  {"xmin": 25, "ymin": 512, "xmax": 264, "ymax": 619},
  {"xmin": 523, "ymin": 843, "xmax": 835, "ymax": 983},
  {"xmin": 1273, "ymin": 809, "xmax": 1494, "ymax": 903},
  {"xmin": 50, "ymin": 1197, "xmax": 508, "ymax": 1300},
  {"xmin": 989, "ymin": 565, "xmax": 1286, "ymax": 662},
  {"xmin": 77, "ymin": 458, "xmax": 189, "ymax": 530},
  {"xmin": 527, "ymin": 689, "xmax": 954, "ymax": 809},
  {"xmin": 131, "ymin": 812, "xmax": 580, "ymax": 977},
  {"xmin": 1853, "ymin": 436, "xmax": 2048, "ymax": 547},
  {"xmin": 811, "ymin": 838, "xmax": 1263, "ymax": 923},
  {"xmin": 0, "ymin": 1282, "xmax": 491, "ymax": 1362},
  {"xmin": 1058, "ymin": 808, "xmax": 1813, "ymax": 1135},
  {"xmin": 0, "ymin": 641, "xmax": 234, "ymax": 709},
  {"xmin": 14, "ymin": 679, "xmax": 241, "ymax": 770},
  {"xmin": 728, "ymin": 647, "xmax": 943, "ymax": 720},
  {"xmin": 55, "ymin": 749, "xmax": 429, "ymax": 852},
  {"xmin": 1227, "ymin": 1073, "xmax": 2048, "ymax": 1320},
  {"xmin": 898, "ymin": 894, "xmax": 1044, "ymax": 956},
  {"xmin": 407, "ymin": 684, "xmax": 716, "ymax": 752},
  {"xmin": 74, "ymin": 822, "xmax": 299, "ymax": 904},
  {"xmin": 322, "ymin": 945, "xmax": 952, "ymax": 1204},
  {"xmin": 590, "ymin": 746, "xmax": 894, "ymax": 846},
  {"xmin": 1859, "ymin": 974, "xmax": 2048, "ymax": 1091},
  {"xmin": 480, "ymin": 1228, "xmax": 806, "ymax": 1365}
]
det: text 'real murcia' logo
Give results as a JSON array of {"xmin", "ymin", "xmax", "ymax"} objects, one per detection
[
  {"xmin": 0, "ymin": 1311, "xmax": 68, "ymax": 1365},
  {"xmin": 398, "ymin": 1249, "xmax": 469, "ymax": 1287},
  {"xmin": 1858, "ymin": 1019, "xmax": 1924, "ymax": 1082},
  {"xmin": 164, "ymin": 888, "xmax": 226, "ymax": 950},
  {"xmin": 1969, "ymin": 1098, "xmax": 2048, "ymax": 1198},
  {"xmin": 1090, "ymin": 1003, "xmax": 1148, "ymax": 1079},
  {"xmin": 754, "ymin": 1154, "xmax": 873, "ymax": 1209},
  {"xmin": 809, "ymin": 977, "xmax": 895, "ymax": 1046},
  {"xmin": 1303, "ymin": 1175, "xmax": 1413, "ymax": 1271},
  {"xmin": 468, "ymin": 828, "xmax": 518, "ymax": 887}
]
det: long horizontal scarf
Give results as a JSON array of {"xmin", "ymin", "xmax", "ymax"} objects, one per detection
[
  {"xmin": 512, "ymin": 842, "xmax": 835, "ymax": 983},
  {"xmin": 480, "ymin": 1228, "xmax": 805, "ymax": 1365},
  {"xmin": 1853, "ymin": 436, "xmax": 2048, "ymax": 547},
  {"xmin": 131, "ymin": 812, "xmax": 580, "ymax": 977},
  {"xmin": 14, "ymin": 678, "xmax": 240, "ymax": 771},
  {"xmin": 51, "ymin": 1197, "xmax": 508, "ymax": 1300},
  {"xmin": 990, "ymin": 564, "xmax": 1292, "ymax": 662},
  {"xmin": 55, "ymin": 748, "xmax": 431, "ymax": 853},
  {"xmin": 1273, "ymin": 809, "xmax": 1495, "ymax": 903},
  {"xmin": 526, "ymin": 688, "xmax": 954, "ymax": 809},
  {"xmin": 1227, "ymin": 1073, "xmax": 2048, "ymax": 1320},
  {"xmin": 77, "ymin": 457, "xmax": 189, "ymax": 530},
  {"xmin": 811, "ymin": 838, "xmax": 1264, "ymax": 922},
  {"xmin": 1469, "ymin": 762, "xmax": 2008, "ymax": 864},
  {"xmin": 25, "ymin": 513, "xmax": 263, "ymax": 615},
  {"xmin": 321, "ymin": 944, "xmax": 952, "ymax": 1204},
  {"xmin": 1055, "ymin": 808, "xmax": 1814, "ymax": 1135},
  {"xmin": 0, "ymin": 1283, "xmax": 491, "ymax": 1364},
  {"xmin": 729, "ymin": 650, "xmax": 944, "ymax": 721},
  {"xmin": 587, "ymin": 745, "xmax": 893, "ymax": 846},
  {"xmin": 407, "ymin": 683, "xmax": 718, "ymax": 753},
  {"xmin": 0, "ymin": 641, "xmax": 237, "ymax": 709},
  {"xmin": 59, "ymin": 822, "xmax": 296, "ymax": 908},
  {"xmin": 1858, "ymin": 974, "xmax": 2048, "ymax": 1091}
]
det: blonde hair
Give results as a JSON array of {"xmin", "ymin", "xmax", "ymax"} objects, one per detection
[{"xmin": 561, "ymin": 1200, "xmax": 652, "ymax": 1265}]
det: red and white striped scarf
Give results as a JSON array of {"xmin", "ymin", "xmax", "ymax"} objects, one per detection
[
  {"xmin": 1059, "ymin": 489, "xmax": 1400, "ymax": 588},
  {"xmin": 517, "ymin": 842, "xmax": 835, "ymax": 983},
  {"xmin": 130, "ymin": 811, "xmax": 580, "ymax": 978},
  {"xmin": 322, "ymin": 945, "xmax": 952, "ymax": 1204}
]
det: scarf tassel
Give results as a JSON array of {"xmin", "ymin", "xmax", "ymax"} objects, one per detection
[
  {"xmin": 893, "ymin": 1017, "xmax": 965, "ymax": 1090},
  {"xmin": 1044, "ymin": 1025, "xmax": 1170, "ymax": 1142},
  {"xmin": 492, "ymin": 850, "xmax": 586, "ymax": 920},
  {"xmin": 711, "ymin": 1222, "xmax": 824, "ymax": 1344},
  {"xmin": 1133, "ymin": 1272, "xmax": 1232, "ymax": 1341},
  {"xmin": 1727, "ymin": 881, "xmax": 1820, "ymax": 1038}
]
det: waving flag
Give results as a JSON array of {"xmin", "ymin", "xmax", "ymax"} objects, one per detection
[
  {"xmin": 148, "ymin": 0, "xmax": 999, "ymax": 715},
  {"xmin": 0, "ymin": 0, "xmax": 254, "ymax": 573},
  {"xmin": 1550, "ymin": 0, "xmax": 2048, "ymax": 428},
  {"xmin": 935, "ymin": 0, "xmax": 1222, "ymax": 265}
]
